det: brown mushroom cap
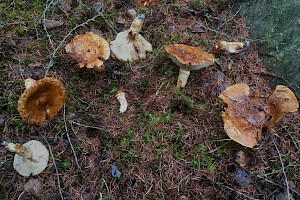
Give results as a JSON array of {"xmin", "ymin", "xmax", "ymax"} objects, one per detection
[
  {"xmin": 164, "ymin": 44, "xmax": 215, "ymax": 71},
  {"xmin": 265, "ymin": 85, "xmax": 299, "ymax": 129},
  {"xmin": 219, "ymin": 84, "xmax": 264, "ymax": 148},
  {"xmin": 65, "ymin": 32, "xmax": 110, "ymax": 69},
  {"xmin": 18, "ymin": 77, "xmax": 67, "ymax": 124}
]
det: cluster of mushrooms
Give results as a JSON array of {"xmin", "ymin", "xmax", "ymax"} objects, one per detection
[{"xmin": 3, "ymin": 14, "xmax": 299, "ymax": 178}]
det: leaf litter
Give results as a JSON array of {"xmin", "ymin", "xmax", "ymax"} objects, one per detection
[{"xmin": 0, "ymin": 0, "xmax": 299, "ymax": 199}]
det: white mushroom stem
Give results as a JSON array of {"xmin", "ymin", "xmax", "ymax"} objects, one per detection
[
  {"xmin": 25, "ymin": 78, "xmax": 36, "ymax": 89},
  {"xmin": 3, "ymin": 142, "xmax": 34, "ymax": 160},
  {"xmin": 116, "ymin": 92, "xmax": 128, "ymax": 113},
  {"xmin": 177, "ymin": 68, "xmax": 191, "ymax": 88},
  {"xmin": 129, "ymin": 14, "xmax": 145, "ymax": 37}
]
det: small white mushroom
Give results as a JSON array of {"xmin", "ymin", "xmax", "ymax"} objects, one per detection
[
  {"xmin": 215, "ymin": 40, "xmax": 250, "ymax": 54},
  {"xmin": 2, "ymin": 140, "xmax": 49, "ymax": 177},
  {"xmin": 116, "ymin": 91, "xmax": 128, "ymax": 113},
  {"xmin": 110, "ymin": 14, "xmax": 153, "ymax": 62}
]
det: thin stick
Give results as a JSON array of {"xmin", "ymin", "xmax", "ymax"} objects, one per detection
[
  {"xmin": 215, "ymin": 182, "xmax": 259, "ymax": 200},
  {"xmin": 271, "ymin": 135, "xmax": 291, "ymax": 199},
  {"xmin": 63, "ymin": 104, "xmax": 82, "ymax": 171},
  {"xmin": 70, "ymin": 120, "xmax": 108, "ymax": 131},
  {"xmin": 40, "ymin": 134, "xmax": 64, "ymax": 200},
  {"xmin": 41, "ymin": 0, "xmax": 56, "ymax": 51}
]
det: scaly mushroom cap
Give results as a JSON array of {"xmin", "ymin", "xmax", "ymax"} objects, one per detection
[
  {"xmin": 13, "ymin": 140, "xmax": 49, "ymax": 177},
  {"xmin": 18, "ymin": 77, "xmax": 67, "ymax": 124},
  {"xmin": 65, "ymin": 32, "xmax": 110, "ymax": 69},
  {"xmin": 265, "ymin": 85, "xmax": 299, "ymax": 130},
  {"xmin": 219, "ymin": 84, "xmax": 265, "ymax": 148},
  {"xmin": 164, "ymin": 44, "xmax": 215, "ymax": 71}
]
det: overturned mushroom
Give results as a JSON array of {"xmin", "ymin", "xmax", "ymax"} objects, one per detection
[
  {"xmin": 65, "ymin": 32, "xmax": 110, "ymax": 72},
  {"xmin": 116, "ymin": 91, "xmax": 128, "ymax": 113},
  {"xmin": 164, "ymin": 44, "xmax": 215, "ymax": 88},
  {"xmin": 110, "ymin": 14, "xmax": 153, "ymax": 62},
  {"xmin": 215, "ymin": 40, "xmax": 250, "ymax": 54},
  {"xmin": 18, "ymin": 77, "xmax": 67, "ymax": 124},
  {"xmin": 2, "ymin": 140, "xmax": 49, "ymax": 177},
  {"xmin": 219, "ymin": 84, "xmax": 265, "ymax": 148},
  {"xmin": 265, "ymin": 85, "xmax": 299, "ymax": 130}
]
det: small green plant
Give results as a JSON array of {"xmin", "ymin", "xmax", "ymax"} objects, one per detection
[
  {"xmin": 194, "ymin": 0, "xmax": 203, "ymax": 5},
  {"xmin": 191, "ymin": 144, "xmax": 217, "ymax": 172},
  {"xmin": 61, "ymin": 161, "xmax": 72, "ymax": 168}
]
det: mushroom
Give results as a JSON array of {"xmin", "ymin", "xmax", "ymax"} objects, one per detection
[
  {"xmin": 219, "ymin": 84, "xmax": 265, "ymax": 148},
  {"xmin": 214, "ymin": 40, "xmax": 250, "ymax": 54},
  {"xmin": 265, "ymin": 85, "xmax": 299, "ymax": 130},
  {"xmin": 18, "ymin": 77, "xmax": 67, "ymax": 124},
  {"xmin": 164, "ymin": 44, "xmax": 215, "ymax": 88},
  {"xmin": 116, "ymin": 91, "xmax": 128, "ymax": 113},
  {"xmin": 2, "ymin": 140, "xmax": 49, "ymax": 177},
  {"xmin": 110, "ymin": 14, "xmax": 153, "ymax": 62},
  {"xmin": 65, "ymin": 32, "xmax": 110, "ymax": 72}
]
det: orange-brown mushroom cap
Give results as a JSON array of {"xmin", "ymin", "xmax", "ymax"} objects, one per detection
[
  {"xmin": 18, "ymin": 77, "xmax": 67, "ymax": 124},
  {"xmin": 265, "ymin": 85, "xmax": 299, "ymax": 130},
  {"xmin": 219, "ymin": 84, "xmax": 264, "ymax": 148},
  {"xmin": 65, "ymin": 32, "xmax": 110, "ymax": 70},
  {"xmin": 164, "ymin": 44, "xmax": 215, "ymax": 70}
]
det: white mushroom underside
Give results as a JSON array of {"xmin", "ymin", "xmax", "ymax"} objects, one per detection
[
  {"xmin": 13, "ymin": 140, "xmax": 49, "ymax": 177},
  {"xmin": 110, "ymin": 30, "xmax": 152, "ymax": 62}
]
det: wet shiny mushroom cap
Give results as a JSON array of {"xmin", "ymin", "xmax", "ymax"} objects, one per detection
[
  {"xmin": 164, "ymin": 44, "xmax": 215, "ymax": 70},
  {"xmin": 18, "ymin": 77, "xmax": 67, "ymax": 124},
  {"xmin": 219, "ymin": 84, "xmax": 265, "ymax": 148}
]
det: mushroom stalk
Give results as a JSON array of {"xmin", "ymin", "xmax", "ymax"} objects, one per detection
[
  {"xmin": 129, "ymin": 14, "xmax": 145, "ymax": 37},
  {"xmin": 2, "ymin": 141, "xmax": 34, "ymax": 160},
  {"xmin": 116, "ymin": 92, "xmax": 128, "ymax": 113},
  {"xmin": 25, "ymin": 78, "xmax": 36, "ymax": 89},
  {"xmin": 177, "ymin": 68, "xmax": 191, "ymax": 88}
]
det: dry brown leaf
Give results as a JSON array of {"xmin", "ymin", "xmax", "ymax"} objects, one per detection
[
  {"xmin": 24, "ymin": 179, "xmax": 43, "ymax": 196},
  {"xmin": 136, "ymin": 0, "xmax": 159, "ymax": 7}
]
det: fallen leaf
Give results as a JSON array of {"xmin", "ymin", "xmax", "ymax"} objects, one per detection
[
  {"xmin": 24, "ymin": 179, "xmax": 43, "ymax": 197},
  {"xmin": 190, "ymin": 24, "xmax": 205, "ymax": 33},
  {"xmin": 234, "ymin": 168, "xmax": 251, "ymax": 187},
  {"xmin": 59, "ymin": 0, "xmax": 72, "ymax": 12},
  {"xmin": 112, "ymin": 162, "xmax": 122, "ymax": 178},
  {"xmin": 275, "ymin": 191, "xmax": 294, "ymax": 200},
  {"xmin": 43, "ymin": 19, "xmax": 64, "ymax": 30},
  {"xmin": 235, "ymin": 150, "xmax": 251, "ymax": 167},
  {"xmin": 136, "ymin": 0, "xmax": 159, "ymax": 7},
  {"xmin": 215, "ymin": 40, "xmax": 250, "ymax": 54}
]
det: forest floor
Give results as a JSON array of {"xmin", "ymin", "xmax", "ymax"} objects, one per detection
[{"xmin": 0, "ymin": 0, "xmax": 299, "ymax": 199}]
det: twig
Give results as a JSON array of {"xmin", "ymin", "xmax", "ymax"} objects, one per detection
[
  {"xmin": 17, "ymin": 191, "xmax": 24, "ymax": 200},
  {"xmin": 271, "ymin": 135, "xmax": 291, "ymax": 199},
  {"xmin": 63, "ymin": 104, "xmax": 82, "ymax": 171},
  {"xmin": 215, "ymin": 182, "xmax": 259, "ymax": 200},
  {"xmin": 69, "ymin": 120, "xmax": 108, "ymax": 131},
  {"xmin": 177, "ymin": 172, "xmax": 193, "ymax": 191},
  {"xmin": 41, "ymin": 0, "xmax": 56, "ymax": 51},
  {"xmin": 18, "ymin": 60, "xmax": 25, "ymax": 81},
  {"xmin": 40, "ymin": 134, "xmax": 64, "ymax": 200}
]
